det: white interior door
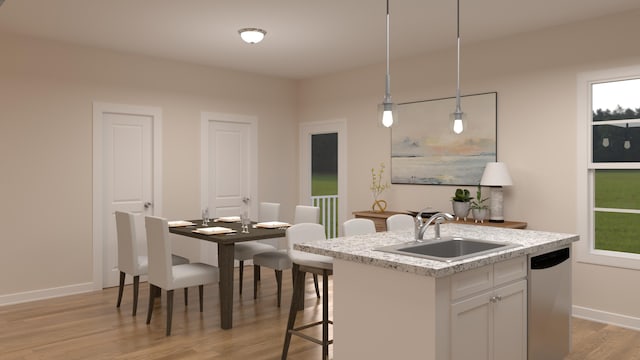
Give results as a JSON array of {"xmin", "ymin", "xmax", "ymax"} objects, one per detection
[
  {"xmin": 93, "ymin": 103, "xmax": 161, "ymax": 289},
  {"xmin": 209, "ymin": 121, "xmax": 250, "ymax": 216},
  {"xmin": 200, "ymin": 112, "xmax": 258, "ymax": 264}
]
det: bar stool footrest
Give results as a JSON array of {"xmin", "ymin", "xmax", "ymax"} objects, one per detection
[{"xmin": 289, "ymin": 320, "xmax": 334, "ymax": 346}]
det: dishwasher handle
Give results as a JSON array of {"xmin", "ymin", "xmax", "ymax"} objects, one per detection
[{"xmin": 530, "ymin": 247, "xmax": 570, "ymax": 270}]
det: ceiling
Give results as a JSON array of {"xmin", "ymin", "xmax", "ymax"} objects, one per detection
[{"xmin": 1, "ymin": 0, "xmax": 639, "ymax": 80}]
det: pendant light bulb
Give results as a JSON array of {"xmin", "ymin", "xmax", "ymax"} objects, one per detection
[
  {"xmin": 382, "ymin": 106, "xmax": 394, "ymax": 128},
  {"xmin": 453, "ymin": 117, "xmax": 464, "ymax": 134},
  {"xmin": 624, "ymin": 140, "xmax": 631, "ymax": 150}
]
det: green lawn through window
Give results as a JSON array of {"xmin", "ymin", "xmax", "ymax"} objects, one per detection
[{"xmin": 594, "ymin": 170, "xmax": 640, "ymax": 254}]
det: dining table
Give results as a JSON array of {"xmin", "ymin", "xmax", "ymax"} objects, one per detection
[{"xmin": 169, "ymin": 219, "xmax": 287, "ymax": 329}]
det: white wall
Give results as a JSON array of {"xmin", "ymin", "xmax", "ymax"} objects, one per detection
[
  {"xmin": 297, "ymin": 10, "xmax": 640, "ymax": 323},
  {"xmin": 0, "ymin": 32, "xmax": 298, "ymax": 301}
]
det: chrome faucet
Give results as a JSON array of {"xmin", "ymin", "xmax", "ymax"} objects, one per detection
[{"xmin": 415, "ymin": 211, "xmax": 454, "ymax": 241}]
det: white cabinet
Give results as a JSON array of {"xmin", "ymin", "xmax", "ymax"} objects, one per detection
[{"xmin": 450, "ymin": 257, "xmax": 527, "ymax": 360}]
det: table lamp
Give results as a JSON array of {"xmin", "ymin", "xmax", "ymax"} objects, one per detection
[{"xmin": 480, "ymin": 162, "xmax": 513, "ymax": 223}]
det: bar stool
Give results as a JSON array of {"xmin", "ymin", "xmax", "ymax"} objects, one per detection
[{"xmin": 281, "ymin": 223, "xmax": 333, "ymax": 360}]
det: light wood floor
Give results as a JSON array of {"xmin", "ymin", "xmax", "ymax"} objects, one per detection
[{"xmin": 1, "ymin": 268, "xmax": 638, "ymax": 359}]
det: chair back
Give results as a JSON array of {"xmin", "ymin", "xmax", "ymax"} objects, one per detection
[
  {"xmin": 285, "ymin": 223, "xmax": 326, "ymax": 254},
  {"xmin": 342, "ymin": 218, "xmax": 376, "ymax": 236},
  {"xmin": 386, "ymin": 214, "xmax": 415, "ymax": 232},
  {"xmin": 293, "ymin": 205, "xmax": 320, "ymax": 224},
  {"xmin": 259, "ymin": 202, "xmax": 281, "ymax": 222},
  {"xmin": 115, "ymin": 211, "xmax": 141, "ymax": 275},
  {"xmin": 145, "ymin": 216, "xmax": 174, "ymax": 289}
]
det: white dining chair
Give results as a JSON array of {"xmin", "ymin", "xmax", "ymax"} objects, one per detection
[
  {"xmin": 386, "ymin": 213, "xmax": 415, "ymax": 232},
  {"xmin": 342, "ymin": 218, "xmax": 377, "ymax": 236},
  {"xmin": 294, "ymin": 205, "xmax": 320, "ymax": 224},
  {"xmin": 144, "ymin": 216, "xmax": 220, "ymax": 336},
  {"xmin": 282, "ymin": 223, "xmax": 334, "ymax": 359},
  {"xmin": 234, "ymin": 202, "xmax": 280, "ymax": 295},
  {"xmin": 114, "ymin": 211, "xmax": 189, "ymax": 316}
]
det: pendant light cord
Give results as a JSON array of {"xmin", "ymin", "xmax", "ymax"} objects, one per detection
[
  {"xmin": 455, "ymin": 0, "xmax": 461, "ymax": 112},
  {"xmin": 385, "ymin": 0, "xmax": 391, "ymax": 101}
]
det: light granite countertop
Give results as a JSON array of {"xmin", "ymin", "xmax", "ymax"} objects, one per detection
[{"xmin": 294, "ymin": 223, "xmax": 579, "ymax": 278}]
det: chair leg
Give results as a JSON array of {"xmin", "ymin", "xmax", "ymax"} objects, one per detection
[
  {"xmin": 282, "ymin": 265, "xmax": 305, "ymax": 360},
  {"xmin": 199, "ymin": 285, "xmax": 204, "ymax": 312},
  {"xmin": 253, "ymin": 265, "xmax": 260, "ymax": 299},
  {"xmin": 116, "ymin": 271, "xmax": 125, "ymax": 308},
  {"xmin": 184, "ymin": 288, "xmax": 188, "ymax": 306},
  {"xmin": 276, "ymin": 269, "xmax": 283, "ymax": 307},
  {"xmin": 256, "ymin": 265, "xmax": 261, "ymax": 280},
  {"xmin": 132, "ymin": 275, "xmax": 140, "ymax": 316},
  {"xmin": 313, "ymin": 274, "xmax": 320, "ymax": 298},
  {"xmin": 322, "ymin": 270, "xmax": 329, "ymax": 360},
  {"xmin": 239, "ymin": 260, "xmax": 244, "ymax": 295},
  {"xmin": 146, "ymin": 284, "xmax": 157, "ymax": 325},
  {"xmin": 166, "ymin": 289, "xmax": 174, "ymax": 336}
]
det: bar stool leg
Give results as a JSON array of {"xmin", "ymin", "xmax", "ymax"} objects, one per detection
[
  {"xmin": 282, "ymin": 264, "xmax": 305, "ymax": 360},
  {"xmin": 322, "ymin": 269, "xmax": 329, "ymax": 360}
]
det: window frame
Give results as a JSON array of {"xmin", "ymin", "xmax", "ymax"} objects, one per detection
[{"xmin": 576, "ymin": 65, "xmax": 640, "ymax": 270}]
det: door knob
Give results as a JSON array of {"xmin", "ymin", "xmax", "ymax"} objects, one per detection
[{"xmin": 144, "ymin": 202, "xmax": 153, "ymax": 209}]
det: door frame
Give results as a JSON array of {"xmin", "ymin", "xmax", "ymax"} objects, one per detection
[
  {"xmin": 299, "ymin": 119, "xmax": 348, "ymax": 236},
  {"xmin": 200, "ymin": 112, "xmax": 258, "ymax": 264},
  {"xmin": 92, "ymin": 102, "xmax": 163, "ymax": 290}
]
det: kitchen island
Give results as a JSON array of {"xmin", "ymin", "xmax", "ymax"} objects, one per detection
[{"xmin": 295, "ymin": 223, "xmax": 579, "ymax": 360}]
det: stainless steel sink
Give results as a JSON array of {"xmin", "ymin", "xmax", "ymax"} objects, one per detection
[{"xmin": 376, "ymin": 237, "xmax": 520, "ymax": 262}]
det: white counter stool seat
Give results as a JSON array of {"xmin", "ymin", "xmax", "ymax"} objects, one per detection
[
  {"xmin": 385, "ymin": 213, "xmax": 415, "ymax": 232},
  {"xmin": 252, "ymin": 250, "xmax": 292, "ymax": 307},
  {"xmin": 234, "ymin": 202, "xmax": 280, "ymax": 296},
  {"xmin": 282, "ymin": 223, "xmax": 333, "ymax": 360},
  {"xmin": 144, "ymin": 216, "xmax": 219, "ymax": 336},
  {"xmin": 115, "ymin": 211, "xmax": 190, "ymax": 316},
  {"xmin": 342, "ymin": 218, "xmax": 376, "ymax": 236}
]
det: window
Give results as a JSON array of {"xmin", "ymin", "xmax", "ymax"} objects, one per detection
[{"xmin": 577, "ymin": 67, "xmax": 640, "ymax": 269}]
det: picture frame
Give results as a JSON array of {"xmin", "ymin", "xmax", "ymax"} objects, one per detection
[{"xmin": 391, "ymin": 92, "xmax": 497, "ymax": 185}]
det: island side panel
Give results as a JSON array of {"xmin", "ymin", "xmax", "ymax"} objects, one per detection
[{"xmin": 334, "ymin": 259, "xmax": 439, "ymax": 360}]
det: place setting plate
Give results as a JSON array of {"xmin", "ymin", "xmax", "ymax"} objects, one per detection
[
  {"xmin": 168, "ymin": 220, "xmax": 197, "ymax": 227},
  {"xmin": 192, "ymin": 227, "xmax": 237, "ymax": 235}
]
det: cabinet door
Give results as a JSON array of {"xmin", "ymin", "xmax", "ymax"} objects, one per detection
[
  {"xmin": 451, "ymin": 292, "xmax": 493, "ymax": 360},
  {"xmin": 493, "ymin": 280, "xmax": 527, "ymax": 360}
]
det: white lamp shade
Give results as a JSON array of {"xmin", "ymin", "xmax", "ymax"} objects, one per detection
[
  {"xmin": 238, "ymin": 28, "xmax": 266, "ymax": 44},
  {"xmin": 480, "ymin": 162, "xmax": 513, "ymax": 186}
]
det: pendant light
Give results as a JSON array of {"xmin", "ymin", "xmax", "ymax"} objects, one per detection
[
  {"xmin": 452, "ymin": 0, "xmax": 464, "ymax": 134},
  {"xmin": 378, "ymin": 0, "xmax": 397, "ymax": 128}
]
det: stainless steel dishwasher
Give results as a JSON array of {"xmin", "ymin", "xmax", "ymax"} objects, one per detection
[{"xmin": 528, "ymin": 246, "xmax": 572, "ymax": 360}]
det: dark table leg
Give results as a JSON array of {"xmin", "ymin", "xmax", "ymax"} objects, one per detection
[{"xmin": 218, "ymin": 243, "xmax": 235, "ymax": 329}]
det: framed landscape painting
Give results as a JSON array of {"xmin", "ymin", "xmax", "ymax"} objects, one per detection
[{"xmin": 391, "ymin": 92, "xmax": 497, "ymax": 186}]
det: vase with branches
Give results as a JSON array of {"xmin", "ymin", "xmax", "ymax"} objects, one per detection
[{"xmin": 370, "ymin": 162, "xmax": 390, "ymax": 212}]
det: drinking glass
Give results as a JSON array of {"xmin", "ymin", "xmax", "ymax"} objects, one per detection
[
  {"xmin": 202, "ymin": 208, "xmax": 210, "ymax": 227},
  {"xmin": 241, "ymin": 213, "xmax": 250, "ymax": 233}
]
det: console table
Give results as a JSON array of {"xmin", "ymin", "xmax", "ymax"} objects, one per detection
[{"xmin": 352, "ymin": 210, "xmax": 527, "ymax": 231}]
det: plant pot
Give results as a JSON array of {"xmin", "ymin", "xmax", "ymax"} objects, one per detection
[
  {"xmin": 472, "ymin": 208, "xmax": 488, "ymax": 223},
  {"xmin": 451, "ymin": 201, "xmax": 470, "ymax": 221}
]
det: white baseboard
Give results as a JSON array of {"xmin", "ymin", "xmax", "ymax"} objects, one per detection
[
  {"xmin": 573, "ymin": 305, "xmax": 640, "ymax": 331},
  {"xmin": 0, "ymin": 282, "xmax": 96, "ymax": 307}
]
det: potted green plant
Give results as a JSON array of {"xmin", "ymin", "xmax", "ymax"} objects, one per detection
[
  {"xmin": 451, "ymin": 188, "xmax": 473, "ymax": 221},
  {"xmin": 470, "ymin": 185, "xmax": 489, "ymax": 223}
]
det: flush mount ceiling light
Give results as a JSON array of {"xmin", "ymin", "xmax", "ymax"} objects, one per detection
[
  {"xmin": 238, "ymin": 28, "xmax": 266, "ymax": 44},
  {"xmin": 378, "ymin": 0, "xmax": 397, "ymax": 128},
  {"xmin": 451, "ymin": 0, "xmax": 465, "ymax": 134}
]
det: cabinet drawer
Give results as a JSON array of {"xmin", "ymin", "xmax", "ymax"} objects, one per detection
[
  {"xmin": 494, "ymin": 257, "xmax": 526, "ymax": 286},
  {"xmin": 451, "ymin": 265, "xmax": 493, "ymax": 300}
]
